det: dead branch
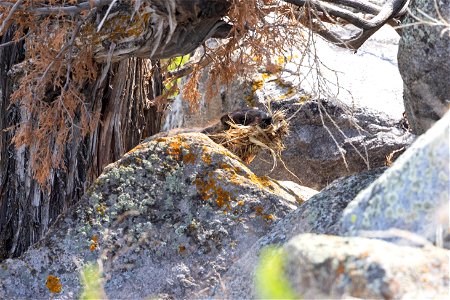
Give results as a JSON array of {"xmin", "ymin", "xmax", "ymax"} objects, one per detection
[
  {"xmin": 284, "ymin": 0, "xmax": 410, "ymax": 50},
  {"xmin": 0, "ymin": 0, "xmax": 111, "ymax": 15}
]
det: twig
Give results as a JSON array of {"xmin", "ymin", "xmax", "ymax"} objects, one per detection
[
  {"xmin": 0, "ymin": 0, "xmax": 110, "ymax": 15},
  {"xmin": 96, "ymin": 0, "xmax": 118, "ymax": 32},
  {"xmin": 0, "ymin": 32, "xmax": 28, "ymax": 48},
  {"xmin": 0, "ymin": 0, "xmax": 24, "ymax": 34}
]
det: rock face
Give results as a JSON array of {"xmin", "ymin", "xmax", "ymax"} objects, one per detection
[
  {"xmin": 250, "ymin": 99, "xmax": 414, "ymax": 189},
  {"xmin": 398, "ymin": 0, "xmax": 450, "ymax": 134},
  {"xmin": 282, "ymin": 234, "xmax": 449, "ymax": 299},
  {"xmin": 340, "ymin": 110, "xmax": 450, "ymax": 246},
  {"xmin": 0, "ymin": 133, "xmax": 313, "ymax": 299},
  {"xmin": 162, "ymin": 70, "xmax": 249, "ymax": 131},
  {"xmin": 214, "ymin": 168, "xmax": 385, "ymax": 298}
]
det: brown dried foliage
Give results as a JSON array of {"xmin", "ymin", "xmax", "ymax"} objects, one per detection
[
  {"xmin": 0, "ymin": 0, "xmax": 307, "ymax": 188},
  {"xmin": 1, "ymin": 2, "xmax": 98, "ymax": 187}
]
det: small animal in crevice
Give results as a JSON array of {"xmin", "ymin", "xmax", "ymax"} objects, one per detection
[{"xmin": 149, "ymin": 108, "xmax": 273, "ymax": 139}]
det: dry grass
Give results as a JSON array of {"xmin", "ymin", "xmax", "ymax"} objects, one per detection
[{"xmin": 208, "ymin": 110, "xmax": 289, "ymax": 165}]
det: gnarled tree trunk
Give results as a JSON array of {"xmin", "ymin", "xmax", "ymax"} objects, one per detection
[{"xmin": 0, "ymin": 26, "xmax": 164, "ymax": 259}]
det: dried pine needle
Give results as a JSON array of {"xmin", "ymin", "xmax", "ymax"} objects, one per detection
[{"xmin": 207, "ymin": 110, "xmax": 289, "ymax": 165}]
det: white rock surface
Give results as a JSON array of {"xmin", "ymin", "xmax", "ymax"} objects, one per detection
[{"xmin": 296, "ymin": 26, "xmax": 404, "ymax": 119}]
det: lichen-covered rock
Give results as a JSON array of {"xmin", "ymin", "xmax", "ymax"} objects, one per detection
[
  {"xmin": 213, "ymin": 168, "xmax": 384, "ymax": 298},
  {"xmin": 340, "ymin": 110, "xmax": 450, "ymax": 246},
  {"xmin": 0, "ymin": 133, "xmax": 311, "ymax": 299},
  {"xmin": 282, "ymin": 234, "xmax": 449, "ymax": 299},
  {"xmin": 398, "ymin": 0, "xmax": 450, "ymax": 134},
  {"xmin": 250, "ymin": 99, "xmax": 413, "ymax": 189}
]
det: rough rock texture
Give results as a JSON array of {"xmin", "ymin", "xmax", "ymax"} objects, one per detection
[
  {"xmin": 162, "ymin": 67, "xmax": 249, "ymax": 131},
  {"xmin": 282, "ymin": 234, "xmax": 449, "ymax": 299},
  {"xmin": 398, "ymin": 0, "xmax": 450, "ymax": 134},
  {"xmin": 214, "ymin": 168, "xmax": 385, "ymax": 298},
  {"xmin": 340, "ymin": 110, "xmax": 450, "ymax": 246},
  {"xmin": 0, "ymin": 133, "xmax": 313, "ymax": 299},
  {"xmin": 250, "ymin": 99, "xmax": 414, "ymax": 189}
]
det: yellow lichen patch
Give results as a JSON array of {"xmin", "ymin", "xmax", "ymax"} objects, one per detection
[
  {"xmin": 261, "ymin": 73, "xmax": 271, "ymax": 80},
  {"xmin": 46, "ymin": 275, "xmax": 62, "ymax": 294},
  {"xmin": 96, "ymin": 204, "xmax": 106, "ymax": 216},
  {"xmin": 298, "ymin": 94, "xmax": 311, "ymax": 104},
  {"xmin": 248, "ymin": 174, "xmax": 276, "ymax": 191},
  {"xmin": 92, "ymin": 11, "xmax": 152, "ymax": 45},
  {"xmin": 237, "ymin": 200, "xmax": 245, "ymax": 206},
  {"xmin": 201, "ymin": 153, "xmax": 212, "ymax": 165},
  {"xmin": 183, "ymin": 152, "xmax": 196, "ymax": 164},
  {"xmin": 227, "ymin": 165, "xmax": 277, "ymax": 193},
  {"xmin": 252, "ymin": 79, "xmax": 264, "ymax": 94},
  {"xmin": 263, "ymin": 214, "xmax": 275, "ymax": 221},
  {"xmin": 178, "ymin": 245, "xmax": 186, "ymax": 254},
  {"xmin": 276, "ymin": 56, "xmax": 285, "ymax": 65},
  {"xmin": 278, "ymin": 87, "xmax": 296, "ymax": 100},
  {"xmin": 252, "ymin": 55, "xmax": 262, "ymax": 62}
]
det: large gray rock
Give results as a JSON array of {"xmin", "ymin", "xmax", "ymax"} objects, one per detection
[
  {"xmin": 282, "ymin": 234, "xmax": 449, "ymax": 299},
  {"xmin": 214, "ymin": 168, "xmax": 385, "ymax": 298},
  {"xmin": 398, "ymin": 0, "xmax": 450, "ymax": 134},
  {"xmin": 340, "ymin": 110, "xmax": 450, "ymax": 246},
  {"xmin": 0, "ymin": 133, "xmax": 313, "ymax": 299},
  {"xmin": 250, "ymin": 99, "xmax": 414, "ymax": 189}
]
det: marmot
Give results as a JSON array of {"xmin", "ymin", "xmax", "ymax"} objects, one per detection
[{"xmin": 150, "ymin": 108, "xmax": 273, "ymax": 138}]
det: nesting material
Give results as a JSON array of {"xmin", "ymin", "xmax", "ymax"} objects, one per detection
[{"xmin": 207, "ymin": 110, "xmax": 289, "ymax": 165}]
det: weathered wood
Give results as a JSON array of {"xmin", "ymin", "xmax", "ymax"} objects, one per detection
[{"xmin": 0, "ymin": 26, "xmax": 163, "ymax": 259}]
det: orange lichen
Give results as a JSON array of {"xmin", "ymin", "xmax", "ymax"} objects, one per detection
[
  {"xmin": 254, "ymin": 206, "xmax": 264, "ymax": 215},
  {"xmin": 46, "ymin": 275, "xmax": 62, "ymax": 293},
  {"xmin": 89, "ymin": 243, "xmax": 97, "ymax": 252},
  {"xmin": 195, "ymin": 173, "xmax": 234, "ymax": 212},
  {"xmin": 155, "ymin": 137, "xmax": 167, "ymax": 143},
  {"xmin": 237, "ymin": 200, "xmax": 245, "ymax": 206},
  {"xmin": 166, "ymin": 136, "xmax": 190, "ymax": 160},
  {"xmin": 182, "ymin": 152, "xmax": 196, "ymax": 164},
  {"xmin": 219, "ymin": 162, "xmax": 231, "ymax": 169},
  {"xmin": 215, "ymin": 187, "xmax": 231, "ymax": 207},
  {"xmin": 336, "ymin": 263, "xmax": 345, "ymax": 275},
  {"xmin": 126, "ymin": 143, "xmax": 145, "ymax": 154},
  {"xmin": 178, "ymin": 245, "xmax": 186, "ymax": 253},
  {"xmin": 90, "ymin": 235, "xmax": 99, "ymax": 251},
  {"xmin": 91, "ymin": 235, "xmax": 99, "ymax": 243}
]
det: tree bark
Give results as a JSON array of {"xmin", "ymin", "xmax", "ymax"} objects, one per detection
[{"xmin": 0, "ymin": 26, "xmax": 163, "ymax": 260}]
